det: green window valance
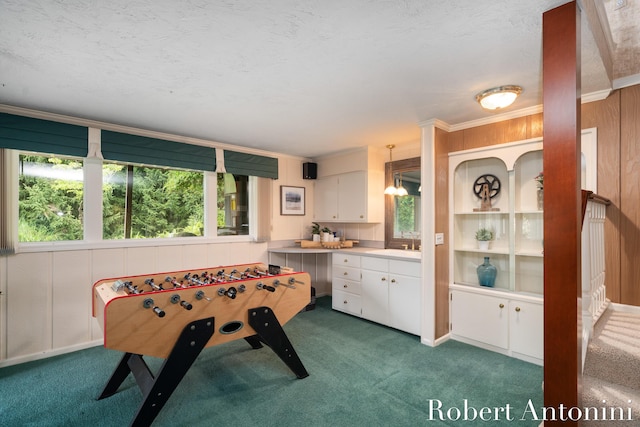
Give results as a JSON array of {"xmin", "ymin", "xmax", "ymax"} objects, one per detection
[
  {"xmin": 0, "ymin": 113, "xmax": 87, "ymax": 157},
  {"xmin": 223, "ymin": 150, "xmax": 279, "ymax": 179},
  {"xmin": 101, "ymin": 130, "xmax": 217, "ymax": 171},
  {"xmin": 0, "ymin": 113, "xmax": 278, "ymax": 178}
]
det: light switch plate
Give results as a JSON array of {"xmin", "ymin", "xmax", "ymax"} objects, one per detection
[{"xmin": 435, "ymin": 233, "xmax": 444, "ymax": 245}]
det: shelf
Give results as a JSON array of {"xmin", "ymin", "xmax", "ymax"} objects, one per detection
[
  {"xmin": 515, "ymin": 251, "xmax": 544, "ymax": 257},
  {"xmin": 455, "ymin": 248, "xmax": 510, "ymax": 256},
  {"xmin": 454, "ymin": 211, "xmax": 508, "ymax": 216},
  {"xmin": 450, "ymin": 140, "xmax": 543, "ymax": 296}
]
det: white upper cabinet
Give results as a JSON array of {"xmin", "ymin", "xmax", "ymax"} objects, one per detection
[{"xmin": 313, "ymin": 147, "xmax": 384, "ymax": 223}]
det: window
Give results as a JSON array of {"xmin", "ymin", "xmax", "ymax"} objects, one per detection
[
  {"xmin": 18, "ymin": 154, "xmax": 84, "ymax": 242},
  {"xmin": 217, "ymin": 173, "xmax": 249, "ymax": 236},
  {"xmin": 394, "ymin": 194, "xmax": 421, "ymax": 238},
  {"xmin": 102, "ymin": 163, "xmax": 205, "ymax": 239}
]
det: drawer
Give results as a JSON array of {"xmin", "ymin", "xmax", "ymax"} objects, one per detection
[
  {"xmin": 332, "ymin": 277, "xmax": 362, "ymax": 295},
  {"xmin": 332, "ymin": 289, "xmax": 362, "ymax": 316},
  {"xmin": 333, "ymin": 253, "xmax": 361, "ymax": 268},
  {"xmin": 389, "ymin": 259, "xmax": 421, "ymax": 277},
  {"xmin": 333, "ymin": 265, "xmax": 361, "ymax": 281},
  {"xmin": 361, "ymin": 256, "xmax": 389, "ymax": 272}
]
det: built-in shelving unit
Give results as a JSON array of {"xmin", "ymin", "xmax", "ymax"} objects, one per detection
[{"xmin": 447, "ymin": 129, "xmax": 597, "ymax": 365}]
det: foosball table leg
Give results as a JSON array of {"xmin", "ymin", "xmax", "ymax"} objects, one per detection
[
  {"xmin": 247, "ymin": 306, "xmax": 309, "ymax": 379},
  {"xmin": 97, "ymin": 317, "xmax": 215, "ymax": 427}
]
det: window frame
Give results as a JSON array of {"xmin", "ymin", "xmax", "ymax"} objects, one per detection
[{"xmin": 11, "ymin": 150, "xmax": 257, "ymax": 252}]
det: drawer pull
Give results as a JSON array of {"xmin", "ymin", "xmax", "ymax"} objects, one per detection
[
  {"xmin": 515, "ymin": 307, "xmax": 521, "ymax": 312},
  {"xmin": 344, "ymin": 259, "xmax": 348, "ymax": 263},
  {"xmin": 343, "ymin": 300, "xmax": 348, "ymax": 304},
  {"xmin": 343, "ymin": 272, "xmax": 348, "ymax": 276},
  {"xmin": 499, "ymin": 303, "xmax": 504, "ymax": 309},
  {"xmin": 343, "ymin": 284, "xmax": 348, "ymax": 288}
]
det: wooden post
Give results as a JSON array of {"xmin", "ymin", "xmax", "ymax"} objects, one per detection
[{"xmin": 542, "ymin": 1, "xmax": 582, "ymax": 421}]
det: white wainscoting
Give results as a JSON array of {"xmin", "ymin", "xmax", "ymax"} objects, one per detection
[{"xmin": 0, "ymin": 241, "xmax": 268, "ymax": 367}]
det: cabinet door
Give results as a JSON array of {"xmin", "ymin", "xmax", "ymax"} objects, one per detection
[
  {"xmin": 389, "ymin": 273, "xmax": 421, "ymax": 335},
  {"xmin": 361, "ymin": 269, "xmax": 389, "ymax": 325},
  {"xmin": 337, "ymin": 171, "xmax": 367, "ymax": 221},
  {"xmin": 314, "ymin": 176, "xmax": 339, "ymax": 221},
  {"xmin": 509, "ymin": 300, "xmax": 543, "ymax": 360},
  {"xmin": 450, "ymin": 290, "xmax": 508, "ymax": 349}
]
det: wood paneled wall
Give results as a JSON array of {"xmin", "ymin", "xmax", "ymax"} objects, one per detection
[
  {"xmin": 434, "ymin": 84, "xmax": 640, "ymax": 339},
  {"xmin": 620, "ymin": 85, "xmax": 640, "ymax": 305}
]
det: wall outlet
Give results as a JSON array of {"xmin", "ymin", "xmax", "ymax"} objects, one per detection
[{"xmin": 435, "ymin": 233, "xmax": 444, "ymax": 245}]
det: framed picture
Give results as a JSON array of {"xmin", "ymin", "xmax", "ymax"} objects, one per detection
[{"xmin": 280, "ymin": 186, "xmax": 305, "ymax": 215}]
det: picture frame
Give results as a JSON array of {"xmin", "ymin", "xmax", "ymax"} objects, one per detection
[{"xmin": 280, "ymin": 185, "xmax": 305, "ymax": 215}]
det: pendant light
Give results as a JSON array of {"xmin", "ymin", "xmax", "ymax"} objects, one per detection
[
  {"xmin": 384, "ymin": 144, "xmax": 408, "ymax": 196},
  {"xmin": 396, "ymin": 173, "xmax": 408, "ymax": 196},
  {"xmin": 384, "ymin": 145, "xmax": 399, "ymax": 195}
]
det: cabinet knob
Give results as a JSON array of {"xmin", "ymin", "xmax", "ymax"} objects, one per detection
[
  {"xmin": 333, "ymin": 216, "xmax": 336, "ymax": 219},
  {"xmin": 499, "ymin": 303, "xmax": 505, "ymax": 309},
  {"xmin": 391, "ymin": 279, "xmax": 396, "ymax": 283},
  {"xmin": 343, "ymin": 284, "xmax": 348, "ymax": 288},
  {"xmin": 515, "ymin": 306, "xmax": 521, "ymax": 312},
  {"xmin": 381, "ymin": 277, "xmax": 386, "ymax": 281},
  {"xmin": 360, "ymin": 215, "xmax": 364, "ymax": 218},
  {"xmin": 344, "ymin": 259, "xmax": 348, "ymax": 263},
  {"xmin": 343, "ymin": 272, "xmax": 348, "ymax": 276},
  {"xmin": 343, "ymin": 300, "xmax": 348, "ymax": 304}
]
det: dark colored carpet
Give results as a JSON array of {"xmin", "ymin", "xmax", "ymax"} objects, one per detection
[{"xmin": 0, "ymin": 297, "xmax": 542, "ymax": 426}]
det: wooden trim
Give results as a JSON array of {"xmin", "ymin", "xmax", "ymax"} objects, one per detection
[
  {"xmin": 542, "ymin": 1, "xmax": 581, "ymax": 419},
  {"xmin": 384, "ymin": 157, "xmax": 421, "ymax": 249}
]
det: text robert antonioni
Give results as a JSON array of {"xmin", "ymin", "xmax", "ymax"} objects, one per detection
[{"xmin": 426, "ymin": 399, "xmax": 634, "ymax": 422}]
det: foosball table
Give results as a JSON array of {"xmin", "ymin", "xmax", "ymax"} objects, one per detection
[{"xmin": 92, "ymin": 262, "xmax": 311, "ymax": 427}]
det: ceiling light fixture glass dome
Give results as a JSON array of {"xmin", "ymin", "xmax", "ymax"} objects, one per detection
[{"xmin": 475, "ymin": 85, "xmax": 523, "ymax": 110}]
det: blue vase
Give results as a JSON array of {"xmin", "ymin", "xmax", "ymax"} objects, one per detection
[{"xmin": 477, "ymin": 256, "xmax": 497, "ymax": 287}]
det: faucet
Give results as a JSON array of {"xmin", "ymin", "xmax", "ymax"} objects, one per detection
[{"xmin": 410, "ymin": 232, "xmax": 421, "ymax": 251}]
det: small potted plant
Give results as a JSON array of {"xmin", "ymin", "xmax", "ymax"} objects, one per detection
[
  {"xmin": 321, "ymin": 226, "xmax": 332, "ymax": 242},
  {"xmin": 475, "ymin": 228, "xmax": 494, "ymax": 250},
  {"xmin": 311, "ymin": 222, "xmax": 321, "ymax": 242}
]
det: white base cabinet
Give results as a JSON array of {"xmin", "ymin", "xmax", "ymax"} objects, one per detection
[
  {"xmin": 332, "ymin": 253, "xmax": 421, "ymax": 336},
  {"xmin": 450, "ymin": 285, "xmax": 543, "ymax": 365}
]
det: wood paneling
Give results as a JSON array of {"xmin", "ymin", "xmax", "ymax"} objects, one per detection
[
  {"xmin": 620, "ymin": 85, "xmax": 640, "ymax": 305},
  {"xmin": 542, "ymin": 1, "xmax": 581, "ymax": 416},
  {"xmin": 434, "ymin": 127, "xmax": 450, "ymax": 339},
  {"xmin": 582, "ymin": 91, "xmax": 621, "ymax": 302},
  {"xmin": 462, "ymin": 117, "xmax": 531, "ymax": 150}
]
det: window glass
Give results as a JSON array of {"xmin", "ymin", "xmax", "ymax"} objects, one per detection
[
  {"xmin": 19, "ymin": 154, "xmax": 84, "ymax": 241},
  {"xmin": 217, "ymin": 173, "xmax": 249, "ymax": 236},
  {"xmin": 102, "ymin": 163, "xmax": 204, "ymax": 239},
  {"xmin": 394, "ymin": 195, "xmax": 421, "ymax": 239}
]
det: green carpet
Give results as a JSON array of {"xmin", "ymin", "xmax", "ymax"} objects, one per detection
[{"xmin": 0, "ymin": 297, "xmax": 542, "ymax": 426}]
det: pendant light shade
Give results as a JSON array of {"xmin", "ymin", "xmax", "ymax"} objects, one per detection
[{"xmin": 384, "ymin": 144, "xmax": 408, "ymax": 196}]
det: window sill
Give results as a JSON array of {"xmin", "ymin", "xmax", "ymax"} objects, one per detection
[{"xmin": 16, "ymin": 235, "xmax": 257, "ymax": 253}]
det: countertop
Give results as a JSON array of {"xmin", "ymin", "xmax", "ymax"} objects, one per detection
[{"xmin": 268, "ymin": 246, "xmax": 422, "ymax": 262}]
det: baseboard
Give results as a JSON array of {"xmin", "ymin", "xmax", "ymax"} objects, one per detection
[
  {"xmin": 0, "ymin": 340, "xmax": 103, "ymax": 368},
  {"xmin": 421, "ymin": 332, "xmax": 450, "ymax": 347},
  {"xmin": 610, "ymin": 302, "xmax": 640, "ymax": 314}
]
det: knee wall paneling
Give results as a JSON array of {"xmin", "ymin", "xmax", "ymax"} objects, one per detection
[{"xmin": 1, "ymin": 241, "xmax": 268, "ymax": 365}]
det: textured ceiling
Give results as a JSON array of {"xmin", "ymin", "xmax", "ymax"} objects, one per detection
[{"xmin": 0, "ymin": 1, "xmax": 638, "ymax": 158}]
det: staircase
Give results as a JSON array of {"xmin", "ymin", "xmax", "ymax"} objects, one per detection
[{"xmin": 582, "ymin": 304, "xmax": 640, "ymax": 425}]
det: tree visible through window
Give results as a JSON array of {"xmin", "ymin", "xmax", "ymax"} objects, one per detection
[
  {"xmin": 18, "ymin": 154, "xmax": 84, "ymax": 241},
  {"xmin": 102, "ymin": 163, "xmax": 204, "ymax": 239}
]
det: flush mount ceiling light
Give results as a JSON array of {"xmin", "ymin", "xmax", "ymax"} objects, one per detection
[{"xmin": 475, "ymin": 85, "xmax": 523, "ymax": 110}]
